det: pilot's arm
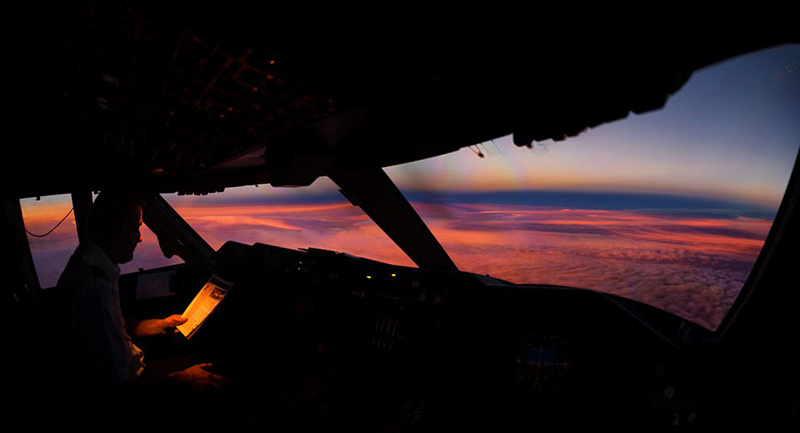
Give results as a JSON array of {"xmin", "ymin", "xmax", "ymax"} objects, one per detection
[{"xmin": 126, "ymin": 315, "xmax": 188, "ymax": 338}]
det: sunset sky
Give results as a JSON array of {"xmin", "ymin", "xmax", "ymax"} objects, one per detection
[{"xmin": 22, "ymin": 43, "xmax": 799, "ymax": 330}]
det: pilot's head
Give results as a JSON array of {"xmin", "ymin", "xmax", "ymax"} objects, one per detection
[{"xmin": 86, "ymin": 187, "xmax": 143, "ymax": 264}]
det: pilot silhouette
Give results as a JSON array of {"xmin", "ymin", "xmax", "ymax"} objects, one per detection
[{"xmin": 56, "ymin": 186, "xmax": 229, "ymax": 394}]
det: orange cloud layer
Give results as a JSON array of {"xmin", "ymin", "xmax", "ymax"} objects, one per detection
[{"xmin": 22, "ymin": 199, "xmax": 773, "ymax": 330}]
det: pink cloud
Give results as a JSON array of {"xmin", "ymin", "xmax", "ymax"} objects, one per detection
[{"xmin": 415, "ymin": 203, "xmax": 769, "ymax": 330}]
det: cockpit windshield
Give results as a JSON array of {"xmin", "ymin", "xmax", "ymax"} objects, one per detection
[
  {"xmin": 163, "ymin": 44, "xmax": 800, "ymax": 331},
  {"xmin": 382, "ymin": 43, "xmax": 799, "ymax": 330},
  {"xmin": 165, "ymin": 178, "xmax": 414, "ymax": 267}
]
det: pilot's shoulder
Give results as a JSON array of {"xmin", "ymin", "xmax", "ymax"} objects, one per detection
[{"xmin": 58, "ymin": 255, "xmax": 114, "ymax": 293}]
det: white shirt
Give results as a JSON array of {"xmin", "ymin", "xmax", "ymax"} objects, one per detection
[{"xmin": 57, "ymin": 240, "xmax": 145, "ymax": 386}]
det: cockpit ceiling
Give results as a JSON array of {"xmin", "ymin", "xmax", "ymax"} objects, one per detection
[{"xmin": 8, "ymin": 3, "xmax": 797, "ymax": 198}]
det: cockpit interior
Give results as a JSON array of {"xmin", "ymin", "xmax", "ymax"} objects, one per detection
[{"xmin": 4, "ymin": 3, "xmax": 798, "ymax": 432}]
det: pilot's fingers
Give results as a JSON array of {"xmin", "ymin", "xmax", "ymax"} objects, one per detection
[{"xmin": 165, "ymin": 315, "xmax": 189, "ymax": 326}]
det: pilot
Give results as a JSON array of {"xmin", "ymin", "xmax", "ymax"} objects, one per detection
[{"xmin": 55, "ymin": 186, "xmax": 229, "ymax": 394}]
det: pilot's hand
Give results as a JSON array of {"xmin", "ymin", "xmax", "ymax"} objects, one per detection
[
  {"xmin": 162, "ymin": 315, "xmax": 188, "ymax": 334},
  {"xmin": 168, "ymin": 363, "xmax": 230, "ymax": 392}
]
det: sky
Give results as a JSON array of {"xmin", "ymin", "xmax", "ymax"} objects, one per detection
[
  {"xmin": 385, "ymin": 44, "xmax": 800, "ymax": 207},
  {"xmin": 21, "ymin": 43, "xmax": 800, "ymax": 330}
]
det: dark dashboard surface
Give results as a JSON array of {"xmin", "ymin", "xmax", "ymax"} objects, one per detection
[{"xmin": 149, "ymin": 241, "xmax": 714, "ymax": 432}]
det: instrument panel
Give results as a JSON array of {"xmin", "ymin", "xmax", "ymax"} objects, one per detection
[{"xmin": 184, "ymin": 241, "xmax": 706, "ymax": 431}]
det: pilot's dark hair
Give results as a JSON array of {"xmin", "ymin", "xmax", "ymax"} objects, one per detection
[{"xmin": 85, "ymin": 186, "xmax": 143, "ymax": 242}]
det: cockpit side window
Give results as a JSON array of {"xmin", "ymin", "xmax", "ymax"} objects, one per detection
[
  {"xmin": 20, "ymin": 194, "xmax": 79, "ymax": 289},
  {"xmin": 20, "ymin": 193, "xmax": 184, "ymax": 289}
]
